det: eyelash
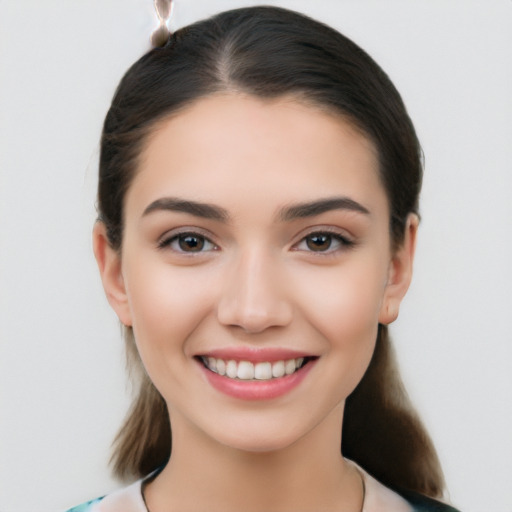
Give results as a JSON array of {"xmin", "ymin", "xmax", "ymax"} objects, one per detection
[
  {"xmin": 158, "ymin": 229, "xmax": 354, "ymax": 255},
  {"xmin": 293, "ymin": 230, "xmax": 355, "ymax": 254}
]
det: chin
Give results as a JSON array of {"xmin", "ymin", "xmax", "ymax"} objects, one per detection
[
  {"xmin": 221, "ymin": 435, "xmax": 299, "ymax": 455},
  {"xmin": 209, "ymin": 417, "xmax": 316, "ymax": 455}
]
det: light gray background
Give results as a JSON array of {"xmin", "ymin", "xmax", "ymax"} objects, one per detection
[{"xmin": 1, "ymin": 1, "xmax": 511, "ymax": 511}]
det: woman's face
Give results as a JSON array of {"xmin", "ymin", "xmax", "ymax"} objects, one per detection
[{"xmin": 96, "ymin": 93, "xmax": 415, "ymax": 453}]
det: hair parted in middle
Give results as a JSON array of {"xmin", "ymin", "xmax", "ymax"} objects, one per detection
[{"xmin": 97, "ymin": 5, "xmax": 444, "ymax": 498}]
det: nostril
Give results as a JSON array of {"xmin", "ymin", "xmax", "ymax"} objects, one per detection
[
  {"xmin": 216, "ymin": 260, "xmax": 294, "ymax": 331},
  {"xmin": 217, "ymin": 303, "xmax": 291, "ymax": 333}
]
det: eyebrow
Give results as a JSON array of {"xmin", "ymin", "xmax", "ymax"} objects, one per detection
[
  {"xmin": 278, "ymin": 197, "xmax": 370, "ymax": 221},
  {"xmin": 142, "ymin": 197, "xmax": 229, "ymax": 222},
  {"xmin": 141, "ymin": 196, "xmax": 370, "ymax": 223}
]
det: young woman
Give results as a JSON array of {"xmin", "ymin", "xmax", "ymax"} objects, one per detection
[{"xmin": 68, "ymin": 5, "xmax": 460, "ymax": 512}]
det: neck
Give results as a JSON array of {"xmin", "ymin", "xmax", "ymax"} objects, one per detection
[{"xmin": 144, "ymin": 403, "xmax": 363, "ymax": 512}]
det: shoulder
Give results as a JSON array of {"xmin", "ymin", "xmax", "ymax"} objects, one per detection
[{"xmin": 64, "ymin": 479, "xmax": 147, "ymax": 512}]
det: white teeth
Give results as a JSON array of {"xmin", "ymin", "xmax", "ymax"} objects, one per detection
[
  {"xmin": 285, "ymin": 359, "xmax": 296, "ymax": 375},
  {"xmin": 207, "ymin": 357, "xmax": 217, "ymax": 372},
  {"xmin": 226, "ymin": 360, "xmax": 237, "ymax": 379},
  {"xmin": 254, "ymin": 362, "xmax": 272, "ymax": 380},
  {"xmin": 202, "ymin": 356, "xmax": 309, "ymax": 380},
  {"xmin": 216, "ymin": 359, "xmax": 226, "ymax": 376},
  {"xmin": 271, "ymin": 360, "xmax": 285, "ymax": 378},
  {"xmin": 237, "ymin": 361, "xmax": 254, "ymax": 380}
]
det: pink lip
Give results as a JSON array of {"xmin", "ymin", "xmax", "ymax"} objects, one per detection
[
  {"xmin": 198, "ymin": 347, "xmax": 313, "ymax": 363},
  {"xmin": 197, "ymin": 357, "xmax": 317, "ymax": 401}
]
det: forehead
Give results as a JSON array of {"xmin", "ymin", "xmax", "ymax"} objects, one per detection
[{"xmin": 127, "ymin": 93, "xmax": 386, "ymax": 217}]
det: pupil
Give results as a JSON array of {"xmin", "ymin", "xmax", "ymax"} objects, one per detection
[
  {"xmin": 179, "ymin": 235, "xmax": 204, "ymax": 252},
  {"xmin": 307, "ymin": 234, "xmax": 331, "ymax": 251}
]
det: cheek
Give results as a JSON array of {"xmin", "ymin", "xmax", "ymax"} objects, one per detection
[
  {"xmin": 300, "ymin": 258, "xmax": 385, "ymax": 326},
  {"xmin": 122, "ymin": 253, "xmax": 217, "ymax": 362},
  {"xmin": 292, "ymin": 258, "xmax": 386, "ymax": 376}
]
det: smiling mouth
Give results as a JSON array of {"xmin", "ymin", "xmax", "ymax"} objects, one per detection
[{"xmin": 198, "ymin": 356, "xmax": 314, "ymax": 381}]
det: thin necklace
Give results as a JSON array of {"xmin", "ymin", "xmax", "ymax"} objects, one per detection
[{"xmin": 142, "ymin": 470, "xmax": 367, "ymax": 512}]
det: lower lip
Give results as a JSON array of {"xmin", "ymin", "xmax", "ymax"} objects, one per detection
[{"xmin": 199, "ymin": 359, "xmax": 316, "ymax": 401}]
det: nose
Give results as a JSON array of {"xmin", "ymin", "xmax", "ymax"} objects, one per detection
[{"xmin": 216, "ymin": 249, "xmax": 293, "ymax": 333}]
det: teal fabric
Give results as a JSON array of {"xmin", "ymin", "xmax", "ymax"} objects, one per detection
[{"xmin": 65, "ymin": 497, "xmax": 103, "ymax": 512}]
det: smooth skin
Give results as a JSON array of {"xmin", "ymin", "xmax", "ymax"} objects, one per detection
[{"xmin": 94, "ymin": 94, "xmax": 418, "ymax": 512}]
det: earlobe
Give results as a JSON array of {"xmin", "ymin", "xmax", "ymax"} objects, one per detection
[
  {"xmin": 92, "ymin": 222, "xmax": 132, "ymax": 326},
  {"xmin": 378, "ymin": 214, "xmax": 419, "ymax": 325}
]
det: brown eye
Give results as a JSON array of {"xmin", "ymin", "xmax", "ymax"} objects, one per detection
[
  {"xmin": 158, "ymin": 232, "xmax": 217, "ymax": 253},
  {"xmin": 305, "ymin": 233, "xmax": 333, "ymax": 251},
  {"xmin": 178, "ymin": 234, "xmax": 205, "ymax": 252}
]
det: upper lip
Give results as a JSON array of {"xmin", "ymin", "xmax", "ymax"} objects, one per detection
[{"xmin": 197, "ymin": 347, "xmax": 316, "ymax": 363}]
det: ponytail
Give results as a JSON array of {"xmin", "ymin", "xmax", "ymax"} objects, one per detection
[
  {"xmin": 343, "ymin": 324, "xmax": 445, "ymax": 498},
  {"xmin": 110, "ymin": 328, "xmax": 170, "ymax": 479}
]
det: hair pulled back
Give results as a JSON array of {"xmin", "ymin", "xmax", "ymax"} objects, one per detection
[{"xmin": 98, "ymin": 6, "xmax": 444, "ymax": 498}]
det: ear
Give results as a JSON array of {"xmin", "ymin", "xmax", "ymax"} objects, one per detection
[
  {"xmin": 378, "ymin": 214, "xmax": 419, "ymax": 325},
  {"xmin": 92, "ymin": 222, "xmax": 132, "ymax": 326}
]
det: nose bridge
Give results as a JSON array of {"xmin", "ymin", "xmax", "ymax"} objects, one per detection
[{"xmin": 217, "ymin": 245, "xmax": 292, "ymax": 333}]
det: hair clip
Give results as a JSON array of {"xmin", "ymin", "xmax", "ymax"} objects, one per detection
[{"xmin": 151, "ymin": 0, "xmax": 174, "ymax": 47}]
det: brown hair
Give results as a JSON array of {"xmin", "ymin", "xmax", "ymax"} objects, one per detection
[{"xmin": 98, "ymin": 6, "xmax": 444, "ymax": 497}]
